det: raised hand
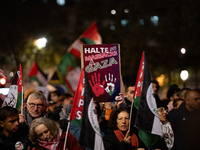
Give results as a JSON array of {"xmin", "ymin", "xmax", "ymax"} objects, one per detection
[
  {"xmin": 123, "ymin": 130, "xmax": 131, "ymax": 144},
  {"xmin": 89, "ymin": 73, "xmax": 105, "ymax": 97},
  {"xmin": 105, "ymin": 73, "xmax": 116, "ymax": 96}
]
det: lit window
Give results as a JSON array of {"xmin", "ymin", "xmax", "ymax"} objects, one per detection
[
  {"xmin": 121, "ymin": 19, "xmax": 128, "ymax": 26},
  {"xmin": 150, "ymin": 16, "xmax": 159, "ymax": 26},
  {"xmin": 139, "ymin": 19, "xmax": 144, "ymax": 26},
  {"xmin": 111, "ymin": 9, "xmax": 116, "ymax": 15},
  {"xmin": 57, "ymin": 0, "xmax": 65, "ymax": 6},
  {"xmin": 110, "ymin": 25, "xmax": 115, "ymax": 30},
  {"xmin": 124, "ymin": 9, "xmax": 129, "ymax": 13}
]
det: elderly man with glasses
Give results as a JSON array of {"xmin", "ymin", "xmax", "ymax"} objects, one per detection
[
  {"xmin": 20, "ymin": 92, "xmax": 68, "ymax": 131},
  {"xmin": 20, "ymin": 92, "xmax": 47, "ymax": 127}
]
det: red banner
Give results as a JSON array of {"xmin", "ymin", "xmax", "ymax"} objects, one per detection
[{"xmin": 69, "ymin": 69, "xmax": 84, "ymax": 126}]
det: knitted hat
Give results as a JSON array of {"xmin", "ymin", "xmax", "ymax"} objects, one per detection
[{"xmin": 24, "ymin": 88, "xmax": 37, "ymax": 101}]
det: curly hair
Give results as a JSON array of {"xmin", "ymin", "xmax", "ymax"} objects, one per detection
[
  {"xmin": 29, "ymin": 117, "xmax": 60, "ymax": 144},
  {"xmin": 109, "ymin": 106, "xmax": 130, "ymax": 130}
]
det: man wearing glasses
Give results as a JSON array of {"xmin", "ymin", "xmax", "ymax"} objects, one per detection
[
  {"xmin": 21, "ymin": 92, "xmax": 47, "ymax": 127},
  {"xmin": 20, "ymin": 91, "xmax": 68, "ymax": 132}
]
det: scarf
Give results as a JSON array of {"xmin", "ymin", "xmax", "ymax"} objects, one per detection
[
  {"xmin": 38, "ymin": 128, "xmax": 62, "ymax": 150},
  {"xmin": 23, "ymin": 107, "xmax": 47, "ymax": 128},
  {"xmin": 162, "ymin": 122, "xmax": 174, "ymax": 150},
  {"xmin": 114, "ymin": 129, "xmax": 138, "ymax": 150}
]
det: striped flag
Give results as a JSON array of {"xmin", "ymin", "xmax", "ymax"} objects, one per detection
[
  {"xmin": 2, "ymin": 64, "xmax": 23, "ymax": 110},
  {"xmin": 68, "ymin": 21, "xmax": 102, "ymax": 58},
  {"xmin": 79, "ymin": 71, "xmax": 104, "ymax": 150},
  {"xmin": 57, "ymin": 52, "xmax": 81, "ymax": 94},
  {"xmin": 134, "ymin": 52, "xmax": 162, "ymax": 148},
  {"xmin": 28, "ymin": 62, "xmax": 48, "ymax": 86}
]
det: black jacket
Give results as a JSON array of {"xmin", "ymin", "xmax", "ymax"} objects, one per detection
[
  {"xmin": 168, "ymin": 102, "xmax": 200, "ymax": 150},
  {"xmin": 103, "ymin": 128, "xmax": 137, "ymax": 150},
  {"xmin": 0, "ymin": 123, "xmax": 32, "ymax": 150}
]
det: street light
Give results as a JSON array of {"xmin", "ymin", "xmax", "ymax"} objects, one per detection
[
  {"xmin": 180, "ymin": 70, "xmax": 189, "ymax": 87},
  {"xmin": 180, "ymin": 48, "xmax": 186, "ymax": 54},
  {"xmin": 34, "ymin": 37, "xmax": 47, "ymax": 49},
  {"xmin": 33, "ymin": 37, "xmax": 47, "ymax": 60}
]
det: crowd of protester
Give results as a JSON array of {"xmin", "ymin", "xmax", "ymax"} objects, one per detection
[{"xmin": 0, "ymin": 81, "xmax": 199, "ymax": 150}]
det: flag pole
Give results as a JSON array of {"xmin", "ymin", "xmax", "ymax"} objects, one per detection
[
  {"xmin": 21, "ymin": 86, "xmax": 23, "ymax": 114},
  {"xmin": 63, "ymin": 121, "xmax": 70, "ymax": 150},
  {"xmin": 129, "ymin": 98, "xmax": 134, "ymax": 131}
]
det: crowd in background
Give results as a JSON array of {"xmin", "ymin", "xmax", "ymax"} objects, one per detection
[{"xmin": 0, "ymin": 80, "xmax": 200, "ymax": 150}]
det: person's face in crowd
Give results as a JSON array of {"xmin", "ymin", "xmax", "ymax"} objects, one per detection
[
  {"xmin": 125, "ymin": 86, "xmax": 135, "ymax": 102},
  {"xmin": 170, "ymin": 92, "xmax": 179, "ymax": 101},
  {"xmin": 174, "ymin": 101, "xmax": 184, "ymax": 109},
  {"xmin": 0, "ymin": 114, "xmax": 19, "ymax": 137},
  {"xmin": 27, "ymin": 98, "xmax": 46, "ymax": 118},
  {"xmin": 157, "ymin": 107, "xmax": 167, "ymax": 122},
  {"xmin": 50, "ymin": 93, "xmax": 59, "ymax": 103},
  {"xmin": 186, "ymin": 91, "xmax": 200, "ymax": 111},
  {"xmin": 117, "ymin": 111, "xmax": 129, "ymax": 131},
  {"xmin": 63, "ymin": 97, "xmax": 72, "ymax": 106},
  {"xmin": 34, "ymin": 124, "xmax": 53, "ymax": 142},
  {"xmin": 152, "ymin": 83, "xmax": 157, "ymax": 94},
  {"xmin": 179, "ymin": 90, "xmax": 187, "ymax": 99}
]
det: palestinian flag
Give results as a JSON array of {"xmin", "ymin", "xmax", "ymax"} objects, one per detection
[
  {"xmin": 133, "ymin": 51, "xmax": 145, "ymax": 109},
  {"xmin": 134, "ymin": 52, "xmax": 162, "ymax": 148},
  {"xmin": 68, "ymin": 21, "xmax": 102, "ymax": 58},
  {"xmin": 79, "ymin": 71, "xmax": 104, "ymax": 150},
  {"xmin": 69, "ymin": 68, "xmax": 84, "ymax": 126},
  {"xmin": 58, "ymin": 52, "xmax": 81, "ymax": 94},
  {"xmin": 2, "ymin": 64, "xmax": 23, "ymax": 110},
  {"xmin": 28, "ymin": 62, "xmax": 48, "ymax": 86}
]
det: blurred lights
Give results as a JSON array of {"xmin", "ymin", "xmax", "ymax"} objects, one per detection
[
  {"xmin": 124, "ymin": 9, "xmax": 129, "ymax": 13},
  {"xmin": 180, "ymin": 70, "xmax": 189, "ymax": 81},
  {"xmin": 110, "ymin": 25, "xmax": 115, "ymax": 30},
  {"xmin": 121, "ymin": 19, "xmax": 128, "ymax": 26},
  {"xmin": 181, "ymin": 48, "xmax": 186, "ymax": 54},
  {"xmin": 139, "ymin": 19, "xmax": 144, "ymax": 26},
  {"xmin": 150, "ymin": 16, "xmax": 159, "ymax": 26},
  {"xmin": 0, "ymin": 88, "xmax": 9, "ymax": 95},
  {"xmin": 156, "ymin": 74, "xmax": 165, "ymax": 86},
  {"xmin": 57, "ymin": 0, "xmax": 65, "ymax": 6},
  {"xmin": 111, "ymin": 9, "xmax": 116, "ymax": 15},
  {"xmin": 34, "ymin": 37, "xmax": 47, "ymax": 49},
  {"xmin": 9, "ymin": 72, "xmax": 14, "ymax": 77},
  {"xmin": 0, "ymin": 78, "xmax": 6, "ymax": 85}
]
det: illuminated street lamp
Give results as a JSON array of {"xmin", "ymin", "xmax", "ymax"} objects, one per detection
[
  {"xmin": 33, "ymin": 37, "xmax": 47, "ymax": 60},
  {"xmin": 180, "ymin": 48, "xmax": 186, "ymax": 54},
  {"xmin": 34, "ymin": 37, "xmax": 47, "ymax": 49},
  {"xmin": 180, "ymin": 70, "xmax": 189, "ymax": 87}
]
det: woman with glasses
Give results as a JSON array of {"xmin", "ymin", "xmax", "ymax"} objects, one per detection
[
  {"xmin": 29, "ymin": 117, "xmax": 83, "ymax": 150},
  {"xmin": 139, "ymin": 101, "xmax": 174, "ymax": 150}
]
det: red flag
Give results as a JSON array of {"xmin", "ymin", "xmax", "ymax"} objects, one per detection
[
  {"xmin": 69, "ymin": 69, "xmax": 84, "ymax": 126},
  {"xmin": 133, "ymin": 51, "xmax": 145, "ymax": 109},
  {"xmin": 68, "ymin": 21, "xmax": 102, "ymax": 58}
]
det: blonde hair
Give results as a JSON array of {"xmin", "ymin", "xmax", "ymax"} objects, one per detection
[{"xmin": 29, "ymin": 117, "xmax": 60, "ymax": 144}]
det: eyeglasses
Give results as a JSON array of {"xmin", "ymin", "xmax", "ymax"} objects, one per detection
[{"xmin": 28, "ymin": 103, "xmax": 44, "ymax": 108}]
